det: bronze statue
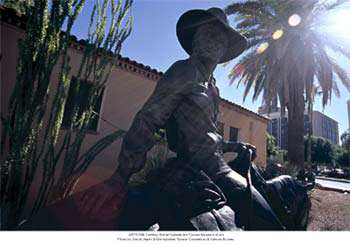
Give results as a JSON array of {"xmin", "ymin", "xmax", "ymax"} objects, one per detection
[
  {"xmin": 77, "ymin": 7, "xmax": 284, "ymax": 230},
  {"xmin": 20, "ymin": 8, "xmax": 314, "ymax": 231}
]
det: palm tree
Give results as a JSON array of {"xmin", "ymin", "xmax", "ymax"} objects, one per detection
[{"xmin": 225, "ymin": 0, "xmax": 350, "ymax": 171}]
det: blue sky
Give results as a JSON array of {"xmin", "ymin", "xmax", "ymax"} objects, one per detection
[{"xmin": 72, "ymin": 0, "xmax": 350, "ymax": 139}]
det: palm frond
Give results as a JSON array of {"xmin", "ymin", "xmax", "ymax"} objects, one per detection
[
  {"xmin": 331, "ymin": 60, "xmax": 350, "ymax": 92},
  {"xmin": 318, "ymin": 35, "xmax": 350, "ymax": 60},
  {"xmin": 253, "ymin": 73, "xmax": 266, "ymax": 101},
  {"xmin": 236, "ymin": 16, "xmax": 261, "ymax": 29},
  {"xmin": 228, "ymin": 51, "xmax": 256, "ymax": 83},
  {"xmin": 315, "ymin": 47, "xmax": 333, "ymax": 106},
  {"xmin": 332, "ymin": 79, "xmax": 341, "ymax": 97},
  {"xmin": 323, "ymin": 0, "xmax": 350, "ymax": 11},
  {"xmin": 225, "ymin": 1, "xmax": 264, "ymax": 16}
]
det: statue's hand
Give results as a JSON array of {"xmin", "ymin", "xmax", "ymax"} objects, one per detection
[
  {"xmin": 74, "ymin": 172, "xmax": 127, "ymax": 222},
  {"xmin": 171, "ymin": 171, "xmax": 227, "ymax": 218},
  {"xmin": 118, "ymin": 150, "xmax": 147, "ymax": 180},
  {"xmin": 239, "ymin": 142, "xmax": 257, "ymax": 161},
  {"xmin": 223, "ymin": 141, "xmax": 257, "ymax": 161}
]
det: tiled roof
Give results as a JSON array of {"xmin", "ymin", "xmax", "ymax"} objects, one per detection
[
  {"xmin": 220, "ymin": 98, "xmax": 269, "ymax": 123},
  {"xmin": 0, "ymin": 5, "xmax": 26, "ymax": 28},
  {"xmin": 0, "ymin": 5, "xmax": 269, "ymax": 123},
  {"xmin": 0, "ymin": 5, "xmax": 164, "ymax": 80}
]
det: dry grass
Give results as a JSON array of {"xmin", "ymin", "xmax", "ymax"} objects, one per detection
[{"xmin": 307, "ymin": 188, "xmax": 350, "ymax": 231}]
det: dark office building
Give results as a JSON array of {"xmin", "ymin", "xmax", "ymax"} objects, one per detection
[{"xmin": 264, "ymin": 110, "xmax": 339, "ymax": 150}]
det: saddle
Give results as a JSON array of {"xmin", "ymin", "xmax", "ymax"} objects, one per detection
[
  {"xmin": 120, "ymin": 157, "xmax": 240, "ymax": 231},
  {"xmin": 228, "ymin": 151, "xmax": 313, "ymax": 230}
]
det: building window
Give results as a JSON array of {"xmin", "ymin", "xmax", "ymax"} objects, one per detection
[
  {"xmin": 62, "ymin": 77, "xmax": 104, "ymax": 131},
  {"xmin": 217, "ymin": 122, "xmax": 224, "ymax": 137},
  {"xmin": 229, "ymin": 127, "xmax": 239, "ymax": 142}
]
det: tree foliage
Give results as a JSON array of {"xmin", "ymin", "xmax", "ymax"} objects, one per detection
[
  {"xmin": 337, "ymin": 130, "xmax": 350, "ymax": 167},
  {"xmin": 0, "ymin": 0, "xmax": 133, "ymax": 229},
  {"xmin": 304, "ymin": 136, "xmax": 335, "ymax": 165},
  {"xmin": 303, "ymin": 134, "xmax": 350, "ymax": 167},
  {"xmin": 341, "ymin": 129, "xmax": 350, "ymax": 149},
  {"xmin": 266, "ymin": 132, "xmax": 280, "ymax": 157}
]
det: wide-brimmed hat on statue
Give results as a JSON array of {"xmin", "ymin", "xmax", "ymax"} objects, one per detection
[{"xmin": 176, "ymin": 7, "xmax": 247, "ymax": 63}]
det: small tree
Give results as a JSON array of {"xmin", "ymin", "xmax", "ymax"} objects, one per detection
[
  {"xmin": 341, "ymin": 130, "xmax": 350, "ymax": 149},
  {"xmin": 267, "ymin": 133, "xmax": 279, "ymax": 157},
  {"xmin": 337, "ymin": 130, "xmax": 350, "ymax": 167},
  {"xmin": 1, "ymin": 0, "xmax": 133, "ymax": 229},
  {"xmin": 266, "ymin": 133, "xmax": 286, "ymax": 161},
  {"xmin": 304, "ymin": 136, "xmax": 336, "ymax": 166}
]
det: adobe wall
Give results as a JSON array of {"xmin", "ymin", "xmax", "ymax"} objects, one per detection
[{"xmin": 1, "ymin": 21, "xmax": 267, "ymax": 197}]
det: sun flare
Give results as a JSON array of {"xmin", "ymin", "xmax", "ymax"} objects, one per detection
[{"xmin": 320, "ymin": 8, "xmax": 350, "ymax": 40}]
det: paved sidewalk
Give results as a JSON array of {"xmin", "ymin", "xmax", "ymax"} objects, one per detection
[
  {"xmin": 316, "ymin": 176, "xmax": 350, "ymax": 184},
  {"xmin": 315, "ymin": 177, "xmax": 350, "ymax": 192}
]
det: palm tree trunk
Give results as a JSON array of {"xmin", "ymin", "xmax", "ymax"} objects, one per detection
[
  {"xmin": 287, "ymin": 69, "xmax": 305, "ymax": 172},
  {"xmin": 307, "ymin": 101, "xmax": 313, "ymax": 166}
]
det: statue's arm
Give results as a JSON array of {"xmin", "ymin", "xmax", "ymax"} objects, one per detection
[
  {"xmin": 116, "ymin": 60, "xmax": 195, "ymax": 181},
  {"xmin": 74, "ymin": 61, "xmax": 195, "ymax": 217}
]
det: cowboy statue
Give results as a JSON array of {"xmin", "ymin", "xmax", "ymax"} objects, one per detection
[{"xmin": 76, "ymin": 7, "xmax": 285, "ymax": 230}]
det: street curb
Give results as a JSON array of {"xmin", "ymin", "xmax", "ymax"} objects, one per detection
[
  {"xmin": 315, "ymin": 184, "xmax": 349, "ymax": 193},
  {"xmin": 316, "ymin": 176, "xmax": 350, "ymax": 184}
]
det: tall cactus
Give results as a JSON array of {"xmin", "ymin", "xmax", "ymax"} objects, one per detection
[{"xmin": 0, "ymin": 0, "xmax": 133, "ymax": 229}]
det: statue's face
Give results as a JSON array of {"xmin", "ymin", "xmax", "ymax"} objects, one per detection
[{"xmin": 192, "ymin": 23, "xmax": 228, "ymax": 63}]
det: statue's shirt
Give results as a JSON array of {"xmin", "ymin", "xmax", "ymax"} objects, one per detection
[{"xmin": 118, "ymin": 58, "xmax": 232, "ymax": 180}]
